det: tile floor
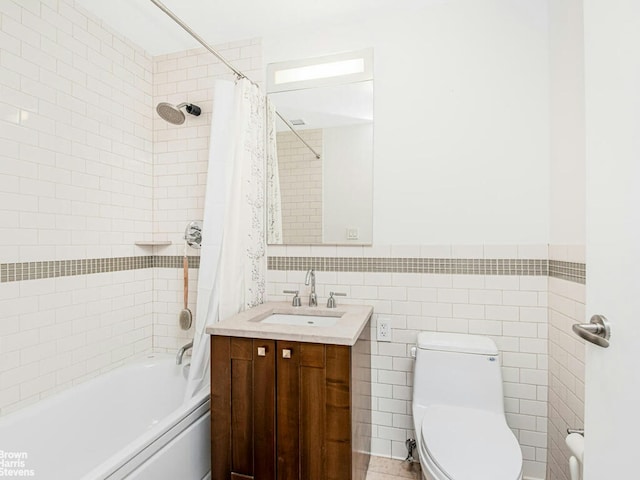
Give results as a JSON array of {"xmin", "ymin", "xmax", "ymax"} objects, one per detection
[{"xmin": 366, "ymin": 456, "xmax": 422, "ymax": 480}]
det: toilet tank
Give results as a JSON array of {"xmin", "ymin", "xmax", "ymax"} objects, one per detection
[{"xmin": 412, "ymin": 332, "xmax": 505, "ymax": 414}]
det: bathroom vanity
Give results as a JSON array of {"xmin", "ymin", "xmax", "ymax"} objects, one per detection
[{"xmin": 206, "ymin": 302, "xmax": 373, "ymax": 480}]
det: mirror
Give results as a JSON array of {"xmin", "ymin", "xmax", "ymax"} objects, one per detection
[{"xmin": 266, "ymin": 51, "xmax": 374, "ymax": 245}]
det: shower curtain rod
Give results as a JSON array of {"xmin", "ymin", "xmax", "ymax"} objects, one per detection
[{"xmin": 149, "ymin": 0, "xmax": 321, "ymax": 160}]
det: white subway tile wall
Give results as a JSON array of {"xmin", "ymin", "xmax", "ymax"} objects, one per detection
[
  {"xmin": 0, "ymin": 270, "xmax": 154, "ymax": 415},
  {"xmin": 0, "ymin": 0, "xmax": 153, "ymax": 263},
  {"xmin": 547, "ymin": 246, "xmax": 586, "ymax": 480},
  {"xmin": 152, "ymin": 41, "xmax": 262, "ymax": 247},
  {"xmin": 276, "ymin": 129, "xmax": 323, "ymax": 243},
  {"xmin": 152, "ymin": 264, "xmax": 199, "ymax": 352},
  {"xmin": 151, "ymin": 41, "xmax": 262, "ymax": 351},
  {"xmin": 266, "ymin": 244, "xmax": 550, "ymax": 480},
  {"xmin": 0, "ymin": 0, "xmax": 154, "ymax": 414}
]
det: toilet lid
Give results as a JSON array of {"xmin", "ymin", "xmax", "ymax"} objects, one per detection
[{"xmin": 421, "ymin": 405, "xmax": 522, "ymax": 480}]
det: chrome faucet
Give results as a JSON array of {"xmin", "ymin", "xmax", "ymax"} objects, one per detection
[
  {"xmin": 176, "ymin": 341, "xmax": 193, "ymax": 365},
  {"xmin": 304, "ymin": 268, "xmax": 317, "ymax": 307}
]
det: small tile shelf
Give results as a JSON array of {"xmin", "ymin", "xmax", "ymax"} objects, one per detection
[{"xmin": 134, "ymin": 241, "xmax": 172, "ymax": 246}]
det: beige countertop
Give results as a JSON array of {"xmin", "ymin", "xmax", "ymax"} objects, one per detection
[{"xmin": 205, "ymin": 301, "xmax": 373, "ymax": 346}]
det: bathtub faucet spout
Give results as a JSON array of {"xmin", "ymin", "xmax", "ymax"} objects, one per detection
[{"xmin": 176, "ymin": 341, "xmax": 194, "ymax": 365}]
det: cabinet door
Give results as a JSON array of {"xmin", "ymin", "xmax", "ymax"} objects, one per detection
[
  {"xmin": 324, "ymin": 345, "xmax": 352, "ymax": 480},
  {"xmin": 253, "ymin": 339, "xmax": 277, "ymax": 479},
  {"xmin": 276, "ymin": 342, "xmax": 351, "ymax": 480},
  {"xmin": 211, "ymin": 336, "xmax": 276, "ymax": 480},
  {"xmin": 275, "ymin": 340, "xmax": 301, "ymax": 480}
]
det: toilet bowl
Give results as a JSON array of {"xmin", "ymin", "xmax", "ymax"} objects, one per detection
[{"xmin": 412, "ymin": 332, "xmax": 523, "ymax": 480}]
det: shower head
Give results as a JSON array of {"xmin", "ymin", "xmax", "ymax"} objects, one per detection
[{"xmin": 156, "ymin": 102, "xmax": 201, "ymax": 125}]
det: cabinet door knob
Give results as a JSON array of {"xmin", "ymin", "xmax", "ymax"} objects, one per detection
[
  {"xmin": 282, "ymin": 348, "xmax": 292, "ymax": 359},
  {"xmin": 257, "ymin": 346, "xmax": 267, "ymax": 357}
]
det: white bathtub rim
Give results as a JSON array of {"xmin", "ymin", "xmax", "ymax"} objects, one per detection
[
  {"xmin": 123, "ymin": 409, "xmax": 211, "ymax": 480},
  {"xmin": 88, "ymin": 394, "xmax": 210, "ymax": 480},
  {"xmin": 0, "ymin": 353, "xmax": 176, "ymax": 426},
  {"xmin": 78, "ymin": 355, "xmax": 210, "ymax": 480}
]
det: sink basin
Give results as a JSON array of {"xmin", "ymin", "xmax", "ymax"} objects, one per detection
[{"xmin": 261, "ymin": 313, "xmax": 339, "ymax": 327}]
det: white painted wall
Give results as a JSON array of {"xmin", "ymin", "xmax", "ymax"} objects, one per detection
[
  {"xmin": 548, "ymin": 0, "xmax": 586, "ymax": 245},
  {"xmin": 263, "ymin": 0, "xmax": 551, "ymax": 245},
  {"xmin": 323, "ymin": 124, "xmax": 373, "ymax": 243}
]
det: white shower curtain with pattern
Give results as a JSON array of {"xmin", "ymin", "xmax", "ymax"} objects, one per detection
[
  {"xmin": 186, "ymin": 78, "xmax": 266, "ymax": 400},
  {"xmin": 266, "ymin": 100, "xmax": 283, "ymax": 244}
]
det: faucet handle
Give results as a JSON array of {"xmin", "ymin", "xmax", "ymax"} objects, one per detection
[
  {"xmin": 283, "ymin": 290, "xmax": 302, "ymax": 307},
  {"xmin": 326, "ymin": 291, "xmax": 347, "ymax": 308}
]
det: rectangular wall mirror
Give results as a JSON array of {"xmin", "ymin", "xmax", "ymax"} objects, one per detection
[{"xmin": 266, "ymin": 49, "xmax": 374, "ymax": 245}]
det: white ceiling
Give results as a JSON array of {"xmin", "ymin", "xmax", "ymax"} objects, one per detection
[{"xmin": 76, "ymin": 0, "xmax": 429, "ymax": 56}]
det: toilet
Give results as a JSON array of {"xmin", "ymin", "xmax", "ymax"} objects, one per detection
[{"xmin": 412, "ymin": 331, "xmax": 523, "ymax": 480}]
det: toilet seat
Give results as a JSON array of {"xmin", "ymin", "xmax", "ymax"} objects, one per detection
[{"xmin": 420, "ymin": 405, "xmax": 522, "ymax": 480}]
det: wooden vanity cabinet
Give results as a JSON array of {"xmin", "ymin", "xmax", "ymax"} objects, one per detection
[{"xmin": 210, "ymin": 330, "xmax": 371, "ymax": 480}]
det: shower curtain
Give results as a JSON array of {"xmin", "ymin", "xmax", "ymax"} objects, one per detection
[
  {"xmin": 186, "ymin": 78, "xmax": 267, "ymax": 400},
  {"xmin": 266, "ymin": 101, "xmax": 283, "ymax": 244}
]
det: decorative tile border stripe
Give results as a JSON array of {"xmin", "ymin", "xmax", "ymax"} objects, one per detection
[
  {"xmin": 267, "ymin": 257, "xmax": 549, "ymax": 276},
  {"xmin": 0, "ymin": 256, "xmax": 201, "ymax": 283},
  {"xmin": 0, "ymin": 256, "xmax": 154, "ymax": 283},
  {"xmin": 154, "ymin": 255, "xmax": 201, "ymax": 269},
  {"xmin": 0, "ymin": 256, "xmax": 585, "ymax": 284},
  {"xmin": 549, "ymin": 260, "xmax": 586, "ymax": 284}
]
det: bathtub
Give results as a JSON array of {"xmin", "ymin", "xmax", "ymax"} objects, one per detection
[{"xmin": 0, "ymin": 354, "xmax": 211, "ymax": 480}]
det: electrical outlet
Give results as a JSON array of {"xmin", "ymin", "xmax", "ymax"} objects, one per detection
[
  {"xmin": 346, "ymin": 228, "xmax": 359, "ymax": 240},
  {"xmin": 377, "ymin": 318, "xmax": 391, "ymax": 342}
]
